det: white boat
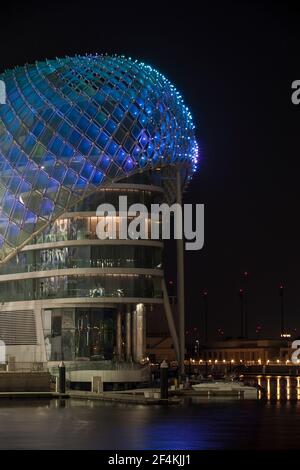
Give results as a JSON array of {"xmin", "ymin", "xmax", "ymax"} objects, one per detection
[{"xmin": 191, "ymin": 380, "xmax": 257, "ymax": 399}]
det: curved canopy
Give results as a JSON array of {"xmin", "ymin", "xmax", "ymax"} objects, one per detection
[{"xmin": 0, "ymin": 55, "xmax": 198, "ymax": 262}]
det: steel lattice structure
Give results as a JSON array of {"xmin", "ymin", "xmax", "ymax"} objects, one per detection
[{"xmin": 0, "ymin": 55, "xmax": 198, "ymax": 262}]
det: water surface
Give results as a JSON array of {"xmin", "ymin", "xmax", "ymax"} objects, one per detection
[{"xmin": 0, "ymin": 397, "xmax": 299, "ymax": 449}]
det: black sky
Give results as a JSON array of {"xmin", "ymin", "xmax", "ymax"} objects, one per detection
[{"xmin": 1, "ymin": 0, "xmax": 300, "ymax": 339}]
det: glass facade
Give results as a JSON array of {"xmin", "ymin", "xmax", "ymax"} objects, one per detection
[
  {"xmin": 0, "ymin": 182, "xmax": 164, "ymax": 308},
  {"xmin": 0, "ymin": 54, "xmax": 197, "ymax": 262},
  {"xmin": 31, "ymin": 215, "xmax": 156, "ymax": 243},
  {"xmin": 0, "ymin": 273, "xmax": 161, "ymax": 301},
  {"xmin": 44, "ymin": 307, "xmax": 116, "ymax": 361},
  {"xmin": 0, "ymin": 177, "xmax": 164, "ymax": 365},
  {"xmin": 0, "ymin": 54, "xmax": 196, "ymax": 368},
  {"xmin": 71, "ymin": 187, "xmax": 163, "ymax": 212},
  {"xmin": 0, "ymin": 178, "xmax": 164, "ymax": 366},
  {"xmin": 27, "ymin": 187, "xmax": 163, "ymax": 244},
  {"xmin": 0, "ymin": 245, "xmax": 162, "ymax": 274}
]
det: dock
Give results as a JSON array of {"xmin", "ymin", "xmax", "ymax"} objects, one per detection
[{"xmin": 0, "ymin": 389, "xmax": 180, "ymax": 405}]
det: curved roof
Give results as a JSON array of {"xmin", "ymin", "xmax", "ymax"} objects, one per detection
[{"xmin": 0, "ymin": 55, "xmax": 198, "ymax": 262}]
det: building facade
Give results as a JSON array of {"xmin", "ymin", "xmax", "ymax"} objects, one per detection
[
  {"xmin": 0, "ymin": 173, "xmax": 165, "ymax": 365},
  {"xmin": 0, "ymin": 55, "xmax": 197, "ymax": 385},
  {"xmin": 200, "ymin": 339, "xmax": 292, "ymax": 364}
]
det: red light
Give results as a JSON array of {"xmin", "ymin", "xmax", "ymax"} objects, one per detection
[
  {"xmin": 203, "ymin": 291, "xmax": 208, "ymax": 296},
  {"xmin": 279, "ymin": 284, "xmax": 284, "ymax": 295}
]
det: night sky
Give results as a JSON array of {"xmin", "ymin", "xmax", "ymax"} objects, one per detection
[{"xmin": 1, "ymin": 0, "xmax": 299, "ymax": 339}]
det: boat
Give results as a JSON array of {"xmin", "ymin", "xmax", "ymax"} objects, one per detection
[{"xmin": 191, "ymin": 380, "xmax": 258, "ymax": 399}]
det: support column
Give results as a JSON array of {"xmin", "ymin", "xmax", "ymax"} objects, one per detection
[
  {"xmin": 162, "ymin": 278, "xmax": 180, "ymax": 362},
  {"xmin": 135, "ymin": 303, "xmax": 146, "ymax": 362},
  {"xmin": 132, "ymin": 309, "xmax": 137, "ymax": 362},
  {"xmin": 116, "ymin": 309, "xmax": 122, "ymax": 360},
  {"xmin": 125, "ymin": 305, "xmax": 132, "ymax": 361},
  {"xmin": 176, "ymin": 168, "xmax": 185, "ymax": 377}
]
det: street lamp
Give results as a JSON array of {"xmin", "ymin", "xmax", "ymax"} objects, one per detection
[
  {"xmin": 203, "ymin": 291, "xmax": 208, "ymax": 345},
  {"xmin": 279, "ymin": 284, "xmax": 285, "ymax": 337},
  {"xmin": 243, "ymin": 271, "xmax": 249, "ymax": 338},
  {"xmin": 239, "ymin": 288, "xmax": 244, "ymax": 338}
]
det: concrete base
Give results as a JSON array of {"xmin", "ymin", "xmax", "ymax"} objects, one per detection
[
  {"xmin": 48, "ymin": 361, "xmax": 151, "ymax": 386},
  {"xmin": 68, "ymin": 367, "xmax": 150, "ymax": 384},
  {"xmin": 92, "ymin": 376, "xmax": 103, "ymax": 394},
  {"xmin": 0, "ymin": 372, "xmax": 51, "ymax": 392}
]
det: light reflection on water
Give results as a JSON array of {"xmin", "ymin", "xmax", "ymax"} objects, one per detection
[
  {"xmin": 0, "ymin": 382, "xmax": 300, "ymax": 449},
  {"xmin": 253, "ymin": 375, "xmax": 300, "ymax": 401}
]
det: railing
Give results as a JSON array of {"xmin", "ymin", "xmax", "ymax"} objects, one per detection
[
  {"xmin": 49, "ymin": 361, "xmax": 149, "ymax": 374},
  {"xmin": 4, "ymin": 362, "xmax": 48, "ymax": 372},
  {"xmin": 0, "ymin": 259, "xmax": 163, "ymax": 275},
  {"xmin": 0, "ymin": 287, "xmax": 163, "ymax": 302}
]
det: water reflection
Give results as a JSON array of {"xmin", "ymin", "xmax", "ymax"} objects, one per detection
[
  {"xmin": 253, "ymin": 376, "xmax": 300, "ymax": 401},
  {"xmin": 0, "ymin": 397, "xmax": 300, "ymax": 449}
]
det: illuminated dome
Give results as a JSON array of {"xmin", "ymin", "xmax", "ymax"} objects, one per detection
[{"xmin": 0, "ymin": 55, "xmax": 198, "ymax": 262}]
